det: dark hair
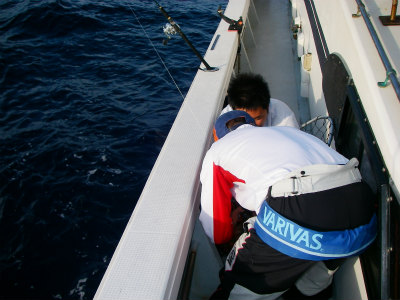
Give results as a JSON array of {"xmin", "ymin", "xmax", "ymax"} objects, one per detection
[{"xmin": 227, "ymin": 73, "xmax": 271, "ymax": 111}]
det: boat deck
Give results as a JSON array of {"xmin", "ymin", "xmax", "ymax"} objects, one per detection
[
  {"xmin": 245, "ymin": 0, "xmax": 304, "ymax": 123},
  {"xmin": 95, "ymin": 0, "xmax": 400, "ymax": 299},
  {"xmin": 189, "ymin": 1, "xmax": 310, "ymax": 299}
]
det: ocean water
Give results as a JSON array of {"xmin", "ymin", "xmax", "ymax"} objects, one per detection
[{"xmin": 0, "ymin": 1, "xmax": 226, "ymax": 299}]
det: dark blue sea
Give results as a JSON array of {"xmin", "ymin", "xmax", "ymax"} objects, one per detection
[{"xmin": 0, "ymin": 1, "xmax": 226, "ymax": 299}]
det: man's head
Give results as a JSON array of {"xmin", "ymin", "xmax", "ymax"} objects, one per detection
[
  {"xmin": 213, "ymin": 110, "xmax": 255, "ymax": 141},
  {"xmin": 227, "ymin": 73, "xmax": 270, "ymax": 127}
]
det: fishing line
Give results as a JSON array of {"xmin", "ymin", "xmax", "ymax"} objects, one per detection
[{"xmin": 127, "ymin": 4, "xmax": 185, "ymax": 100}]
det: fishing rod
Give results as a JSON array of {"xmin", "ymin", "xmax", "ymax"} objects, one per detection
[
  {"xmin": 128, "ymin": 4, "xmax": 185, "ymax": 99},
  {"xmin": 153, "ymin": 0, "xmax": 218, "ymax": 72}
]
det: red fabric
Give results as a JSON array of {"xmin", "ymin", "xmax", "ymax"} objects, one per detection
[{"xmin": 213, "ymin": 163, "xmax": 245, "ymax": 244}]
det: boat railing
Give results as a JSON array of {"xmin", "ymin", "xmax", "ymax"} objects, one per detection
[{"xmin": 353, "ymin": 0, "xmax": 400, "ymax": 102}]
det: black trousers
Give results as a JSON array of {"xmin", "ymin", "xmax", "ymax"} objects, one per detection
[{"xmin": 214, "ymin": 182, "xmax": 375, "ymax": 297}]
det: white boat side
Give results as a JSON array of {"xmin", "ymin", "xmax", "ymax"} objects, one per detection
[
  {"xmin": 95, "ymin": 0, "xmax": 400, "ymax": 299},
  {"xmin": 293, "ymin": 0, "xmax": 400, "ymax": 199},
  {"xmin": 94, "ymin": 1, "xmax": 250, "ymax": 299}
]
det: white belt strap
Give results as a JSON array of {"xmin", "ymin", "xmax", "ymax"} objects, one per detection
[{"xmin": 270, "ymin": 158, "xmax": 362, "ymax": 197}]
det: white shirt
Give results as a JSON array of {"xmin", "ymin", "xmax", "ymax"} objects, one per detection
[
  {"xmin": 220, "ymin": 98, "xmax": 299, "ymax": 128},
  {"xmin": 199, "ymin": 126, "xmax": 347, "ymax": 244}
]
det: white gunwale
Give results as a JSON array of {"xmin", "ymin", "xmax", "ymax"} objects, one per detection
[{"xmin": 95, "ymin": 0, "xmax": 400, "ymax": 299}]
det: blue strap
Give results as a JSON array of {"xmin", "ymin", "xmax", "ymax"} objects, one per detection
[{"xmin": 254, "ymin": 201, "xmax": 377, "ymax": 261}]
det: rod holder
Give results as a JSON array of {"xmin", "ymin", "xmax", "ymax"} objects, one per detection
[
  {"xmin": 217, "ymin": 6, "xmax": 244, "ymax": 33},
  {"xmin": 379, "ymin": 0, "xmax": 400, "ymax": 25}
]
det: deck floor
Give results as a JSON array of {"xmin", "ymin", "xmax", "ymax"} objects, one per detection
[{"xmin": 245, "ymin": 0, "xmax": 308, "ymax": 123}]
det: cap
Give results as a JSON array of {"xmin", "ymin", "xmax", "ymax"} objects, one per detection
[{"xmin": 213, "ymin": 110, "xmax": 255, "ymax": 141}]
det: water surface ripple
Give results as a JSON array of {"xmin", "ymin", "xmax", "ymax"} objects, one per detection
[{"xmin": 0, "ymin": 0, "xmax": 225, "ymax": 298}]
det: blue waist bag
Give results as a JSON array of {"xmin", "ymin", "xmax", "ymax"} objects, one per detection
[{"xmin": 254, "ymin": 201, "xmax": 377, "ymax": 261}]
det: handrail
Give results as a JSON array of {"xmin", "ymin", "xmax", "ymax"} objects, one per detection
[{"xmin": 354, "ymin": 0, "xmax": 400, "ymax": 102}]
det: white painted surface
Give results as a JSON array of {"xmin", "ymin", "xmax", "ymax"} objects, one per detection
[
  {"xmin": 313, "ymin": 0, "xmax": 400, "ymax": 194},
  {"xmin": 333, "ymin": 257, "xmax": 369, "ymax": 300},
  {"xmin": 95, "ymin": 0, "xmax": 400, "ymax": 299},
  {"xmin": 247, "ymin": 0, "xmax": 300, "ymax": 121},
  {"xmin": 94, "ymin": 1, "xmax": 249, "ymax": 299}
]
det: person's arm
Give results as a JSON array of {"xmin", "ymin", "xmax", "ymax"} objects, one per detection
[
  {"xmin": 269, "ymin": 99, "xmax": 300, "ymax": 128},
  {"xmin": 199, "ymin": 150, "xmax": 245, "ymax": 244},
  {"xmin": 283, "ymin": 111, "xmax": 300, "ymax": 128}
]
